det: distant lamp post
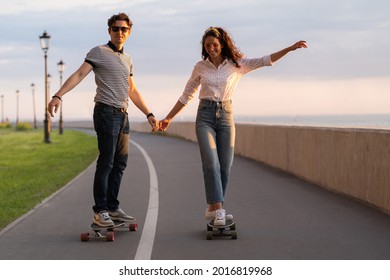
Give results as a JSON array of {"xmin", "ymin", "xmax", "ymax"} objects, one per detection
[
  {"xmin": 57, "ymin": 60, "xmax": 65, "ymax": 135},
  {"xmin": 1, "ymin": 94, "xmax": 4, "ymax": 123},
  {"xmin": 39, "ymin": 30, "xmax": 51, "ymax": 143},
  {"xmin": 16, "ymin": 90, "xmax": 19, "ymax": 125},
  {"xmin": 31, "ymin": 83, "xmax": 37, "ymax": 129},
  {"xmin": 47, "ymin": 74, "xmax": 52, "ymax": 132}
]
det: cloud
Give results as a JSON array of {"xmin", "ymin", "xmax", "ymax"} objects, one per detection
[
  {"xmin": 0, "ymin": 59, "xmax": 11, "ymax": 65},
  {"xmin": 0, "ymin": 0, "xmax": 389, "ymax": 122},
  {"xmin": 0, "ymin": 45, "xmax": 15, "ymax": 52},
  {"xmin": 0, "ymin": 0, "xmax": 133, "ymax": 15}
]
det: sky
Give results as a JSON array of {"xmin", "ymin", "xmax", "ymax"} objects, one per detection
[{"xmin": 0, "ymin": 0, "xmax": 389, "ymax": 123}]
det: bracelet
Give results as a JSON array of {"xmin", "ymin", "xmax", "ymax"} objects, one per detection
[
  {"xmin": 146, "ymin": 113, "xmax": 155, "ymax": 119},
  {"xmin": 52, "ymin": 95, "xmax": 62, "ymax": 101}
]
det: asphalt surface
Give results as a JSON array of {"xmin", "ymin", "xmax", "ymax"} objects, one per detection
[{"xmin": 1, "ymin": 132, "xmax": 390, "ymax": 260}]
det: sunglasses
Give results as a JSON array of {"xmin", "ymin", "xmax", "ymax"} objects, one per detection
[{"xmin": 111, "ymin": 26, "xmax": 130, "ymax": 33}]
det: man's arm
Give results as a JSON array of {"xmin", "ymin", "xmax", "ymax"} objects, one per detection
[
  {"xmin": 48, "ymin": 62, "xmax": 93, "ymax": 117},
  {"xmin": 128, "ymin": 76, "xmax": 158, "ymax": 130}
]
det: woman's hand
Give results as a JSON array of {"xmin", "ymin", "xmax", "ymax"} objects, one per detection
[
  {"xmin": 289, "ymin": 40, "xmax": 307, "ymax": 51},
  {"xmin": 159, "ymin": 118, "xmax": 171, "ymax": 131}
]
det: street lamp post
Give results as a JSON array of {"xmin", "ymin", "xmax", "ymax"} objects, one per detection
[
  {"xmin": 16, "ymin": 90, "xmax": 19, "ymax": 125},
  {"xmin": 57, "ymin": 60, "xmax": 65, "ymax": 135},
  {"xmin": 31, "ymin": 83, "xmax": 37, "ymax": 129},
  {"xmin": 47, "ymin": 74, "xmax": 52, "ymax": 132},
  {"xmin": 39, "ymin": 30, "xmax": 51, "ymax": 143}
]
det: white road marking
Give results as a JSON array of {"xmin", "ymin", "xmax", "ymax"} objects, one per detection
[{"xmin": 131, "ymin": 139, "xmax": 159, "ymax": 260}]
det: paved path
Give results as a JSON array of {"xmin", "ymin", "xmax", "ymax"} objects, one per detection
[{"xmin": 1, "ymin": 132, "xmax": 390, "ymax": 260}]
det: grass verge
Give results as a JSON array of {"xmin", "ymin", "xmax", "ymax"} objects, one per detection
[{"xmin": 0, "ymin": 128, "xmax": 98, "ymax": 230}]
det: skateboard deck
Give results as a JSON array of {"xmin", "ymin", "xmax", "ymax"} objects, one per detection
[
  {"xmin": 206, "ymin": 219, "xmax": 237, "ymax": 240},
  {"xmin": 80, "ymin": 221, "xmax": 138, "ymax": 242}
]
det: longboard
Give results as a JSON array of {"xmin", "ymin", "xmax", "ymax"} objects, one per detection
[
  {"xmin": 80, "ymin": 221, "xmax": 138, "ymax": 242},
  {"xmin": 206, "ymin": 219, "xmax": 237, "ymax": 240}
]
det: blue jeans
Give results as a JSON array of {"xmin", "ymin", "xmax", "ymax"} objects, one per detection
[
  {"xmin": 92, "ymin": 102, "xmax": 129, "ymax": 213},
  {"xmin": 195, "ymin": 99, "xmax": 235, "ymax": 204}
]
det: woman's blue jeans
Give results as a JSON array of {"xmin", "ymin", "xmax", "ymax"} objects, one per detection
[
  {"xmin": 195, "ymin": 99, "xmax": 235, "ymax": 204},
  {"xmin": 92, "ymin": 103, "xmax": 129, "ymax": 213}
]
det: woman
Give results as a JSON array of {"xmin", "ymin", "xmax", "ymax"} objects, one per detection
[{"xmin": 160, "ymin": 27, "xmax": 307, "ymax": 225}]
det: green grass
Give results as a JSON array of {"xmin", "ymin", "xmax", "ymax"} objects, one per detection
[{"xmin": 0, "ymin": 128, "xmax": 98, "ymax": 230}]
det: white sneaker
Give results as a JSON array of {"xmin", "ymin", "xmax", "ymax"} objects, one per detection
[
  {"xmin": 205, "ymin": 209, "xmax": 233, "ymax": 221},
  {"xmin": 214, "ymin": 209, "xmax": 226, "ymax": 226},
  {"xmin": 108, "ymin": 208, "xmax": 136, "ymax": 222},
  {"xmin": 93, "ymin": 211, "xmax": 114, "ymax": 227}
]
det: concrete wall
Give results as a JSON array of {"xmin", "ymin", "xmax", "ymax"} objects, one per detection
[{"xmin": 131, "ymin": 121, "xmax": 390, "ymax": 214}]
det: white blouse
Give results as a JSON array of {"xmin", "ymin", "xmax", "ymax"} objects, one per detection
[{"xmin": 179, "ymin": 55, "xmax": 273, "ymax": 105}]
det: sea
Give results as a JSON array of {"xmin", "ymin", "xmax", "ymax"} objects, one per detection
[
  {"xmin": 234, "ymin": 114, "xmax": 390, "ymax": 130},
  {"xmin": 67, "ymin": 114, "xmax": 390, "ymax": 130},
  {"xmin": 126, "ymin": 114, "xmax": 390, "ymax": 130}
]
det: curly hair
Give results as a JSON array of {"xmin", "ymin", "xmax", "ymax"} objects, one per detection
[
  {"xmin": 107, "ymin": 12, "xmax": 133, "ymax": 28},
  {"xmin": 201, "ymin": 27, "xmax": 243, "ymax": 67}
]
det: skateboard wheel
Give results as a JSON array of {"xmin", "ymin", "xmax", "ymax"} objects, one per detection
[
  {"xmin": 230, "ymin": 224, "xmax": 236, "ymax": 230},
  {"xmin": 206, "ymin": 231, "xmax": 213, "ymax": 240},
  {"xmin": 106, "ymin": 232, "xmax": 115, "ymax": 242},
  {"xmin": 129, "ymin": 223, "xmax": 138, "ymax": 231},
  {"xmin": 231, "ymin": 231, "xmax": 238, "ymax": 240},
  {"xmin": 207, "ymin": 224, "xmax": 212, "ymax": 231},
  {"xmin": 80, "ymin": 232, "xmax": 90, "ymax": 242}
]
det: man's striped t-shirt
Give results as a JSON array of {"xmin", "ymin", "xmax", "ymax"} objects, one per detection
[{"xmin": 85, "ymin": 41, "xmax": 133, "ymax": 109}]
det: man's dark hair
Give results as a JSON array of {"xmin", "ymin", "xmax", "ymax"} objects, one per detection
[{"xmin": 107, "ymin": 13, "xmax": 132, "ymax": 28}]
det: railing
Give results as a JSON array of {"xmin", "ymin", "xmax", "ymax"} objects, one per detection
[{"xmin": 131, "ymin": 122, "xmax": 390, "ymax": 215}]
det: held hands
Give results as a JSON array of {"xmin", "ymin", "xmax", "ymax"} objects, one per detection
[{"xmin": 147, "ymin": 117, "xmax": 170, "ymax": 132}]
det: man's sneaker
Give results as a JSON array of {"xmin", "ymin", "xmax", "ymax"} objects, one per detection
[
  {"xmin": 93, "ymin": 211, "xmax": 114, "ymax": 227},
  {"xmin": 214, "ymin": 209, "xmax": 226, "ymax": 226},
  {"xmin": 108, "ymin": 208, "xmax": 136, "ymax": 222},
  {"xmin": 205, "ymin": 209, "xmax": 233, "ymax": 221}
]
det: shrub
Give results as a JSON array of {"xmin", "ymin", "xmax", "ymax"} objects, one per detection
[
  {"xmin": 15, "ymin": 122, "xmax": 32, "ymax": 131},
  {"xmin": 0, "ymin": 122, "xmax": 11, "ymax": 128}
]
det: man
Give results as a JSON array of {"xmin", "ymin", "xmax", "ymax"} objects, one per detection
[{"xmin": 48, "ymin": 13, "xmax": 158, "ymax": 227}]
